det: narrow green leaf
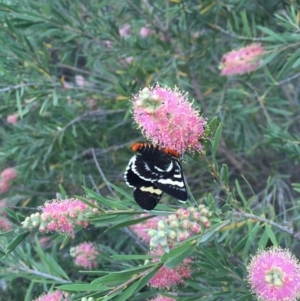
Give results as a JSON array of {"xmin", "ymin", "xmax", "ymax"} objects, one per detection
[
  {"xmin": 57, "ymin": 283, "xmax": 104, "ymax": 292},
  {"xmin": 265, "ymin": 224, "xmax": 278, "ymax": 246},
  {"xmin": 106, "ymin": 181, "xmax": 134, "ymax": 201},
  {"xmin": 263, "ymin": 66, "xmax": 278, "ymax": 84},
  {"xmin": 164, "ymin": 244, "xmax": 196, "ymax": 269},
  {"xmin": 221, "ymin": 204, "xmax": 230, "ymax": 214},
  {"xmin": 16, "ymin": 89, "xmax": 23, "ymax": 118},
  {"xmin": 58, "ymin": 184, "xmax": 68, "ymax": 199},
  {"xmin": 267, "ymin": 107, "xmax": 293, "ymax": 116},
  {"xmin": 220, "ymin": 164, "xmax": 229, "ymax": 187},
  {"xmin": 4, "ymin": 232, "xmax": 29, "ymax": 256},
  {"xmin": 24, "ymin": 281, "xmax": 35, "ymax": 301},
  {"xmin": 39, "ymin": 98, "xmax": 49, "ymax": 115},
  {"xmin": 241, "ymin": 11, "xmax": 251, "ymax": 36},
  {"xmin": 92, "ymin": 264, "xmax": 156, "ymax": 286},
  {"xmin": 258, "ymin": 229, "xmax": 269, "ymax": 249},
  {"xmin": 83, "ymin": 186, "xmax": 132, "ymax": 209},
  {"xmin": 113, "ymin": 280, "xmax": 141, "ymax": 301},
  {"xmin": 235, "ymin": 180, "xmax": 247, "ymax": 205},
  {"xmin": 206, "ymin": 116, "xmax": 218, "ymax": 136},
  {"xmin": 106, "ymin": 215, "xmax": 155, "ymax": 233},
  {"xmin": 212, "ymin": 122, "xmax": 223, "ymax": 156},
  {"xmin": 243, "ymin": 223, "xmax": 260, "ymax": 259},
  {"xmin": 161, "ymin": 242, "xmax": 194, "ymax": 264},
  {"xmin": 135, "ymin": 265, "xmax": 162, "ymax": 291},
  {"xmin": 257, "ymin": 26, "xmax": 287, "ymax": 43},
  {"xmin": 111, "ymin": 254, "xmax": 154, "ymax": 261},
  {"xmin": 4, "ymin": 207, "xmax": 24, "ymax": 222},
  {"xmin": 59, "ymin": 235, "xmax": 71, "ymax": 250},
  {"xmin": 231, "ymin": 235, "xmax": 249, "ymax": 253}
]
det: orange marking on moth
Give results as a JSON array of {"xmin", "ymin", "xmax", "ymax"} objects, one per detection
[
  {"xmin": 161, "ymin": 147, "xmax": 179, "ymax": 158},
  {"xmin": 131, "ymin": 142, "xmax": 153, "ymax": 152}
]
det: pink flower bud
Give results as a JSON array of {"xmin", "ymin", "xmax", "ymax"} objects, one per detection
[
  {"xmin": 7, "ymin": 114, "xmax": 18, "ymax": 124},
  {"xmin": 190, "ymin": 222, "xmax": 201, "ymax": 233},
  {"xmin": 180, "ymin": 220, "xmax": 190, "ymax": 229},
  {"xmin": 1, "ymin": 167, "xmax": 17, "ymax": 181},
  {"xmin": 140, "ymin": 27, "xmax": 155, "ymax": 38},
  {"xmin": 119, "ymin": 24, "xmax": 131, "ymax": 38}
]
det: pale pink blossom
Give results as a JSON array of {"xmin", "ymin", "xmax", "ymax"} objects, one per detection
[
  {"xmin": 0, "ymin": 181, "xmax": 10, "ymax": 194},
  {"xmin": 33, "ymin": 290, "xmax": 69, "ymax": 301},
  {"xmin": 62, "ymin": 81, "xmax": 72, "ymax": 89},
  {"xmin": 148, "ymin": 247, "xmax": 192, "ymax": 289},
  {"xmin": 132, "ymin": 85, "xmax": 206, "ymax": 155},
  {"xmin": 130, "ymin": 214, "xmax": 161, "ymax": 243},
  {"xmin": 119, "ymin": 24, "xmax": 131, "ymax": 38},
  {"xmin": 247, "ymin": 247, "xmax": 300, "ymax": 301},
  {"xmin": 149, "ymin": 296, "xmax": 176, "ymax": 301},
  {"xmin": 0, "ymin": 217, "xmax": 11, "ymax": 231},
  {"xmin": 124, "ymin": 56, "xmax": 133, "ymax": 64},
  {"xmin": 140, "ymin": 27, "xmax": 155, "ymax": 38},
  {"xmin": 1, "ymin": 167, "xmax": 18, "ymax": 181},
  {"xmin": 75, "ymin": 75, "xmax": 85, "ymax": 87},
  {"xmin": 220, "ymin": 43, "xmax": 265, "ymax": 76},
  {"xmin": 7, "ymin": 114, "xmax": 18, "ymax": 124},
  {"xmin": 104, "ymin": 40, "xmax": 113, "ymax": 48},
  {"xmin": 70, "ymin": 242, "xmax": 99, "ymax": 269},
  {"xmin": 0, "ymin": 199, "xmax": 7, "ymax": 217},
  {"xmin": 39, "ymin": 236, "xmax": 51, "ymax": 248},
  {"xmin": 120, "ymin": 56, "xmax": 133, "ymax": 67}
]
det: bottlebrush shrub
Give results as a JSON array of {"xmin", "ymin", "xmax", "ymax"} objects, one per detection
[{"xmin": 1, "ymin": 1, "xmax": 300, "ymax": 301}]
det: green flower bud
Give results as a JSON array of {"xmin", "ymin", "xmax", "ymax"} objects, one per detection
[
  {"xmin": 148, "ymin": 229, "xmax": 158, "ymax": 237},
  {"xmin": 157, "ymin": 220, "xmax": 166, "ymax": 230},
  {"xmin": 158, "ymin": 230, "xmax": 166, "ymax": 238},
  {"xmin": 167, "ymin": 230, "xmax": 177, "ymax": 239}
]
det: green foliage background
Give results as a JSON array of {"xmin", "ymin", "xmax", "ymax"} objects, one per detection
[{"xmin": 0, "ymin": 0, "xmax": 300, "ymax": 300}]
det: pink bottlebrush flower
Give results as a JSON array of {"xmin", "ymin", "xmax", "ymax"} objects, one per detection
[
  {"xmin": 149, "ymin": 296, "xmax": 176, "ymax": 301},
  {"xmin": 0, "ymin": 217, "xmax": 11, "ymax": 231},
  {"xmin": 33, "ymin": 290, "xmax": 69, "ymax": 301},
  {"xmin": 140, "ymin": 27, "xmax": 155, "ymax": 38},
  {"xmin": 39, "ymin": 199, "xmax": 96, "ymax": 237},
  {"xmin": 7, "ymin": 114, "xmax": 18, "ymax": 124},
  {"xmin": 21, "ymin": 198, "xmax": 98, "ymax": 237},
  {"xmin": 1, "ymin": 167, "xmax": 18, "ymax": 181},
  {"xmin": 148, "ymin": 247, "xmax": 192, "ymax": 290},
  {"xmin": 130, "ymin": 214, "xmax": 161, "ymax": 243},
  {"xmin": 70, "ymin": 242, "xmax": 99, "ymax": 269},
  {"xmin": 132, "ymin": 85, "xmax": 206, "ymax": 154},
  {"xmin": 219, "ymin": 43, "xmax": 265, "ymax": 76},
  {"xmin": 119, "ymin": 24, "xmax": 131, "ymax": 38},
  {"xmin": 0, "ymin": 181, "xmax": 10, "ymax": 194},
  {"xmin": 247, "ymin": 247, "xmax": 300, "ymax": 301}
]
